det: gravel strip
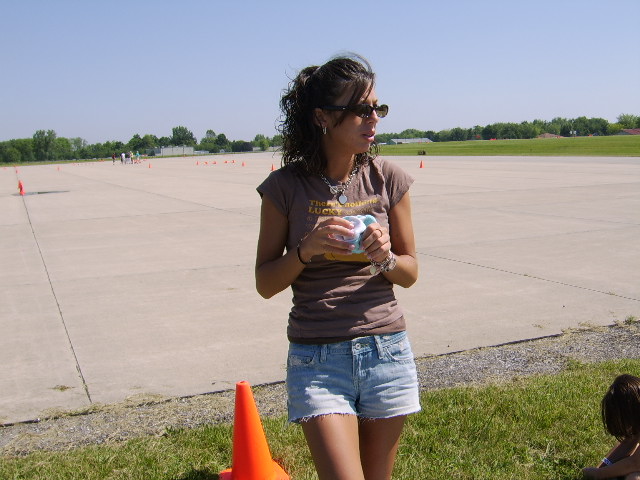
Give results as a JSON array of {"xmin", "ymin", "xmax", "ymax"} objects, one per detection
[{"xmin": 2, "ymin": 323, "xmax": 639, "ymax": 457}]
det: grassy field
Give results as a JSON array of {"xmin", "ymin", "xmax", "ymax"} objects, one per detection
[
  {"xmin": 379, "ymin": 135, "xmax": 640, "ymax": 157},
  {"xmin": 2, "ymin": 359, "xmax": 639, "ymax": 479}
]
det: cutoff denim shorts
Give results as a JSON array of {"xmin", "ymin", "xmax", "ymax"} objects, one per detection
[{"xmin": 286, "ymin": 330, "xmax": 421, "ymax": 423}]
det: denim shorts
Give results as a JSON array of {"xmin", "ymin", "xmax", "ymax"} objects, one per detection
[{"xmin": 286, "ymin": 331, "xmax": 421, "ymax": 423}]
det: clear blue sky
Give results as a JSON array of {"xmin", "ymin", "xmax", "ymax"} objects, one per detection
[{"xmin": 1, "ymin": 0, "xmax": 639, "ymax": 144}]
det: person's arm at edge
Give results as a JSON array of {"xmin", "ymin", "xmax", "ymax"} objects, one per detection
[
  {"xmin": 383, "ymin": 191, "xmax": 418, "ymax": 288},
  {"xmin": 255, "ymin": 196, "xmax": 304, "ymax": 299},
  {"xmin": 583, "ymin": 435, "xmax": 640, "ymax": 479}
]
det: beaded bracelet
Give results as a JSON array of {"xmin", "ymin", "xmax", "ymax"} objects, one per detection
[{"xmin": 369, "ymin": 252, "xmax": 397, "ymax": 275}]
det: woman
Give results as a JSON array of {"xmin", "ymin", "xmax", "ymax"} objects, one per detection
[
  {"xmin": 583, "ymin": 374, "xmax": 640, "ymax": 479},
  {"xmin": 255, "ymin": 54, "xmax": 420, "ymax": 480}
]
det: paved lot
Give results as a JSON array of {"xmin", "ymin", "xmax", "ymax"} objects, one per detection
[{"xmin": 1, "ymin": 153, "xmax": 639, "ymax": 425}]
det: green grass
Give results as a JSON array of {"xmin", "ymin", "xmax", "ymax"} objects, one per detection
[
  {"xmin": 2, "ymin": 359, "xmax": 639, "ymax": 479},
  {"xmin": 379, "ymin": 135, "xmax": 640, "ymax": 157}
]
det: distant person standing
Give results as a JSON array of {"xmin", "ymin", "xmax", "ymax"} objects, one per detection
[
  {"xmin": 121, "ymin": 152, "xmax": 125, "ymax": 164},
  {"xmin": 112, "ymin": 153, "xmax": 116, "ymax": 164}
]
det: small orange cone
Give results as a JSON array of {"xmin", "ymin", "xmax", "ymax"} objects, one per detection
[
  {"xmin": 271, "ymin": 164, "xmax": 275, "ymax": 171},
  {"xmin": 242, "ymin": 162, "xmax": 246, "ymax": 167},
  {"xmin": 219, "ymin": 381, "xmax": 289, "ymax": 480},
  {"xmin": 196, "ymin": 161, "xmax": 199, "ymax": 165},
  {"xmin": 419, "ymin": 160, "xmax": 424, "ymax": 168},
  {"xmin": 18, "ymin": 180, "xmax": 25, "ymax": 196},
  {"xmin": 148, "ymin": 163, "xmax": 152, "ymax": 168}
]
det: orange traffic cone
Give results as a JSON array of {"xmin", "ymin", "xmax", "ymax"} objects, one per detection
[
  {"xmin": 241, "ymin": 162, "xmax": 246, "ymax": 167},
  {"xmin": 271, "ymin": 164, "xmax": 275, "ymax": 171},
  {"xmin": 219, "ymin": 381, "xmax": 289, "ymax": 480},
  {"xmin": 18, "ymin": 180, "xmax": 25, "ymax": 196},
  {"xmin": 148, "ymin": 162, "xmax": 152, "ymax": 168},
  {"xmin": 419, "ymin": 160, "xmax": 424, "ymax": 168}
]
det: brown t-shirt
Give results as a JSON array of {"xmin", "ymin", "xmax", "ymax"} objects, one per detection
[{"xmin": 257, "ymin": 156, "xmax": 414, "ymax": 343}]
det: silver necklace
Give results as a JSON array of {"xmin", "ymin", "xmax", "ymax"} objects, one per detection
[{"xmin": 320, "ymin": 164, "xmax": 359, "ymax": 205}]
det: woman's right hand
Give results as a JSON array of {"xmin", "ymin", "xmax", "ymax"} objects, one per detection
[{"xmin": 298, "ymin": 216, "xmax": 357, "ymax": 263}]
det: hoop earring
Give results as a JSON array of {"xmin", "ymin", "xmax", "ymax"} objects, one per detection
[{"xmin": 322, "ymin": 126, "xmax": 327, "ymax": 135}]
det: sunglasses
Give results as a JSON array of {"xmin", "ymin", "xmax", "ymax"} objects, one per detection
[{"xmin": 321, "ymin": 104, "xmax": 389, "ymax": 118}]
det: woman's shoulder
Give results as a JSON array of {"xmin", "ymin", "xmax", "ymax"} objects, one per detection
[
  {"xmin": 258, "ymin": 162, "xmax": 305, "ymax": 192},
  {"xmin": 369, "ymin": 156, "xmax": 413, "ymax": 181}
]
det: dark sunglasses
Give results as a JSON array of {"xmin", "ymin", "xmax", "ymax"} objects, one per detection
[{"xmin": 321, "ymin": 104, "xmax": 389, "ymax": 118}]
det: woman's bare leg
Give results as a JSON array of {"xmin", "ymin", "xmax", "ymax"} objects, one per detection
[
  {"xmin": 359, "ymin": 415, "xmax": 407, "ymax": 480},
  {"xmin": 301, "ymin": 414, "xmax": 365, "ymax": 480}
]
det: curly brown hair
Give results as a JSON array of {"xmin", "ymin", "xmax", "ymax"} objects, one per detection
[
  {"xmin": 601, "ymin": 374, "xmax": 640, "ymax": 440},
  {"xmin": 278, "ymin": 53, "xmax": 380, "ymax": 174}
]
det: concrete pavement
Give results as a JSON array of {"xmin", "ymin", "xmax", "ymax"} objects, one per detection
[{"xmin": 1, "ymin": 153, "xmax": 639, "ymax": 424}]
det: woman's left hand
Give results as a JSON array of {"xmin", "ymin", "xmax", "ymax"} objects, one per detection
[{"xmin": 361, "ymin": 223, "xmax": 391, "ymax": 263}]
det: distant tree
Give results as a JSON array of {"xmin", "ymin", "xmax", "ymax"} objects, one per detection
[
  {"xmin": 171, "ymin": 126, "xmax": 196, "ymax": 146},
  {"xmin": 54, "ymin": 137, "xmax": 72, "ymax": 160},
  {"xmin": 69, "ymin": 137, "xmax": 88, "ymax": 152},
  {"xmin": 0, "ymin": 144, "xmax": 21, "ymax": 163},
  {"xmin": 449, "ymin": 127, "xmax": 469, "ymax": 141},
  {"xmin": 11, "ymin": 138, "xmax": 35, "ymax": 162},
  {"xmin": 481, "ymin": 124, "xmax": 498, "ymax": 140},
  {"xmin": 32, "ymin": 129, "xmax": 57, "ymax": 161},
  {"xmin": 127, "ymin": 134, "xmax": 145, "ymax": 151},
  {"xmin": 198, "ymin": 136, "xmax": 218, "ymax": 152},
  {"xmin": 437, "ymin": 129, "xmax": 452, "ymax": 142},
  {"xmin": 142, "ymin": 134, "xmax": 158, "ymax": 148},
  {"xmin": 215, "ymin": 133, "xmax": 228, "ymax": 146},
  {"xmin": 214, "ymin": 133, "xmax": 231, "ymax": 151},
  {"xmin": 270, "ymin": 134, "xmax": 283, "ymax": 147},
  {"xmin": 424, "ymin": 130, "xmax": 437, "ymax": 141},
  {"xmin": 375, "ymin": 133, "xmax": 393, "ymax": 144},
  {"xmin": 204, "ymin": 129, "xmax": 216, "ymax": 139},
  {"xmin": 607, "ymin": 123, "xmax": 624, "ymax": 135},
  {"xmin": 259, "ymin": 139, "xmax": 270, "ymax": 151},
  {"xmin": 157, "ymin": 136, "xmax": 171, "ymax": 147},
  {"xmin": 231, "ymin": 140, "xmax": 254, "ymax": 152},
  {"xmin": 617, "ymin": 114, "xmax": 640, "ymax": 129},
  {"xmin": 399, "ymin": 128, "xmax": 427, "ymax": 139},
  {"xmin": 127, "ymin": 134, "xmax": 156, "ymax": 151}
]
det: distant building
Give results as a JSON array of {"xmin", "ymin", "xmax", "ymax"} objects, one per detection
[
  {"xmin": 150, "ymin": 146, "xmax": 195, "ymax": 156},
  {"xmin": 619, "ymin": 129, "xmax": 640, "ymax": 135},
  {"xmin": 388, "ymin": 138, "xmax": 433, "ymax": 145}
]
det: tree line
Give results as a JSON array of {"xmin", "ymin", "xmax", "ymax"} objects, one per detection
[
  {"xmin": 375, "ymin": 114, "xmax": 640, "ymax": 144},
  {"xmin": 0, "ymin": 126, "xmax": 284, "ymax": 164},
  {"xmin": 1, "ymin": 114, "xmax": 638, "ymax": 164}
]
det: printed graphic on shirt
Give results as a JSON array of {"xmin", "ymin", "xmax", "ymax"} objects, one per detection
[{"xmin": 305, "ymin": 197, "xmax": 380, "ymax": 263}]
